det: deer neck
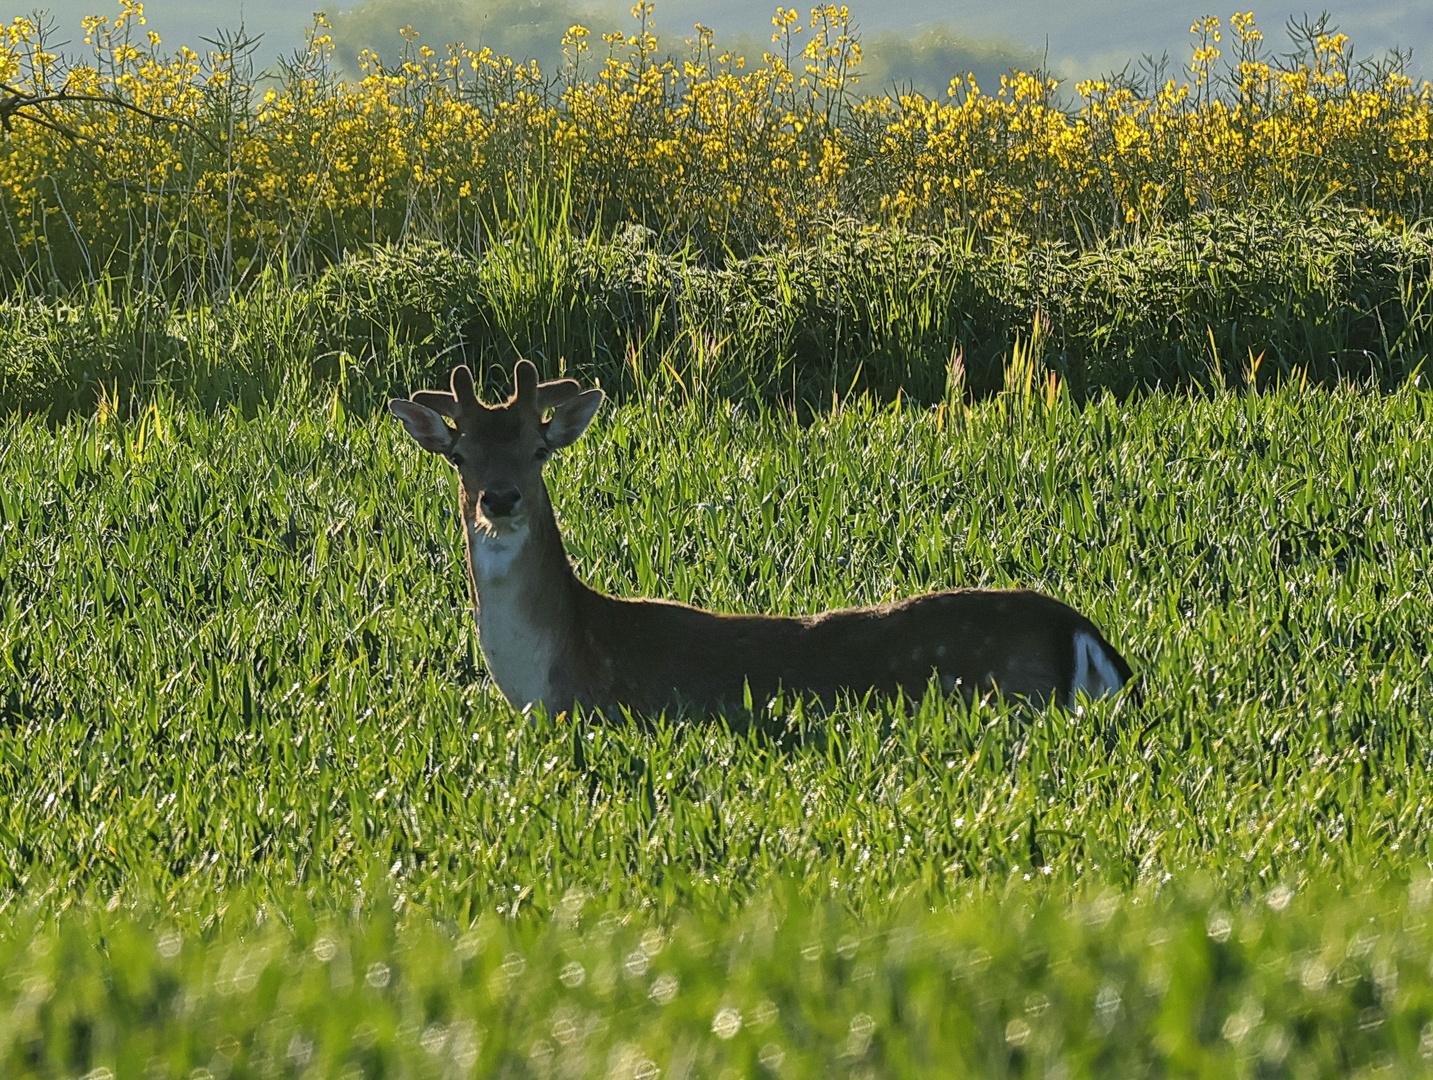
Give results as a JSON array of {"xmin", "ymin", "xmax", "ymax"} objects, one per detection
[{"xmin": 462, "ymin": 485, "xmax": 577, "ymax": 709}]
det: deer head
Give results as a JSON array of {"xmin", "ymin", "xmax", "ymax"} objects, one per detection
[{"xmin": 389, "ymin": 360, "xmax": 604, "ymax": 538}]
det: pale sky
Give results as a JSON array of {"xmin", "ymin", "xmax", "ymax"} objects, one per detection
[{"xmin": 8, "ymin": 1, "xmax": 1432, "ymax": 83}]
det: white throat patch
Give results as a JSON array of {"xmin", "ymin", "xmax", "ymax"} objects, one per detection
[
  {"xmin": 469, "ymin": 520, "xmax": 530, "ymax": 582},
  {"xmin": 465, "ymin": 517, "xmax": 556, "ymax": 708}
]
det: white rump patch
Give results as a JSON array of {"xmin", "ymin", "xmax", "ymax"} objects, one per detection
[{"xmin": 1069, "ymin": 630, "xmax": 1125, "ymax": 703}]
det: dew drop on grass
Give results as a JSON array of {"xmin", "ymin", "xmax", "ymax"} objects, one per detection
[
  {"xmin": 624, "ymin": 949, "xmax": 650, "ymax": 979},
  {"xmin": 365, "ymin": 961, "xmax": 390, "ymax": 988},
  {"xmin": 455, "ymin": 931, "xmax": 484, "ymax": 960},
  {"xmin": 286, "ymin": 1035, "xmax": 313, "ymax": 1068},
  {"xmin": 558, "ymin": 960, "xmax": 586, "ymax": 988},
  {"xmin": 1260, "ymin": 1026, "xmax": 1291, "ymax": 1065},
  {"xmin": 1300, "ymin": 958, "xmax": 1330, "ymax": 992},
  {"xmin": 553, "ymin": 1011, "xmax": 581, "ymax": 1045},
  {"xmin": 1266, "ymin": 884, "xmax": 1294, "ymax": 911},
  {"xmin": 1221, "ymin": 1011, "xmax": 1253, "ymax": 1044},
  {"xmin": 157, "ymin": 928, "xmax": 182, "ymax": 959},
  {"xmin": 639, "ymin": 927, "xmax": 665, "ymax": 956},
  {"xmin": 758, "ymin": 1042, "xmax": 786, "ymax": 1072},
  {"xmin": 846, "ymin": 1013, "xmax": 875, "ymax": 1057},
  {"xmin": 649, "ymin": 973, "xmax": 678, "ymax": 1005},
  {"xmin": 712, "ymin": 1006, "xmax": 742, "ymax": 1039},
  {"xmin": 450, "ymin": 1022, "xmax": 481, "ymax": 1069},
  {"xmin": 1095, "ymin": 986, "xmax": 1121, "ymax": 1029},
  {"xmin": 751, "ymin": 999, "xmax": 780, "ymax": 1027},
  {"xmin": 420, "ymin": 1023, "xmax": 449, "ymax": 1055}
]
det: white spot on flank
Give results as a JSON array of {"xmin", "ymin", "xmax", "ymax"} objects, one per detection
[{"xmin": 1070, "ymin": 630, "xmax": 1125, "ymax": 703}]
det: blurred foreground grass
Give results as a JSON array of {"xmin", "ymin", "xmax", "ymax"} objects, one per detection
[{"xmin": 4, "ymin": 879, "xmax": 1432, "ymax": 1078}]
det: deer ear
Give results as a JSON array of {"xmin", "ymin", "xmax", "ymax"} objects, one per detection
[
  {"xmin": 536, "ymin": 377, "xmax": 581, "ymax": 413},
  {"xmin": 545, "ymin": 389, "xmax": 604, "ymax": 448},
  {"xmin": 389, "ymin": 399, "xmax": 457, "ymax": 455}
]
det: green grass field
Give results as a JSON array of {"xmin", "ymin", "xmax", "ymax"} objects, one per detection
[
  {"xmin": 6, "ymin": 372, "xmax": 1433, "ymax": 1075},
  {"xmin": 6, "ymin": 6, "xmax": 1433, "ymax": 1072}
]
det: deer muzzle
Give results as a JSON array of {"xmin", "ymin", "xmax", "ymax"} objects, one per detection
[{"xmin": 479, "ymin": 483, "xmax": 523, "ymax": 520}]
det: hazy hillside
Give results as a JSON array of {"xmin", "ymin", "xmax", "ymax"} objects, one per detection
[
  {"xmin": 654, "ymin": 0, "xmax": 1433, "ymax": 82},
  {"xmin": 7, "ymin": 0, "xmax": 1431, "ymax": 88},
  {"xmin": 330, "ymin": 0, "xmax": 602, "ymax": 75},
  {"xmin": 326, "ymin": 0, "xmax": 1040, "ymax": 98}
]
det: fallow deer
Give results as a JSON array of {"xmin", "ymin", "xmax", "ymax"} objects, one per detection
[{"xmin": 390, "ymin": 362, "xmax": 1132, "ymax": 715}]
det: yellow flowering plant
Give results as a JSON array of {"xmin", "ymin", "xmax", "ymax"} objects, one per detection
[{"xmin": 0, "ymin": 4, "xmax": 1429, "ymax": 291}]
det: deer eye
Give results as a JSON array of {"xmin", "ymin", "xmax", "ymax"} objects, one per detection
[{"xmin": 534, "ymin": 445, "xmax": 551, "ymax": 462}]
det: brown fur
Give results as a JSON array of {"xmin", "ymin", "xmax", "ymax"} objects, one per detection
[{"xmin": 390, "ymin": 362, "xmax": 1133, "ymax": 715}]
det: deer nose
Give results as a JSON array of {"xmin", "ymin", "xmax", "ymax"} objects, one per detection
[{"xmin": 480, "ymin": 484, "xmax": 522, "ymax": 519}]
